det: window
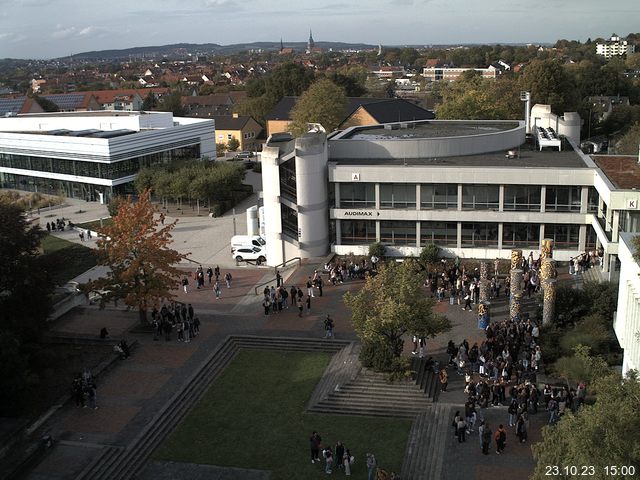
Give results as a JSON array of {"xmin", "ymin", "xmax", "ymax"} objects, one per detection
[
  {"xmin": 586, "ymin": 226, "xmax": 598, "ymax": 249},
  {"xmin": 281, "ymin": 204, "xmax": 298, "ymax": 240},
  {"xmin": 461, "ymin": 222, "xmax": 498, "ymax": 248},
  {"xmin": 502, "ymin": 223, "xmax": 540, "ymax": 248},
  {"xmin": 341, "ymin": 220, "xmax": 376, "ymax": 245},
  {"xmin": 339, "ymin": 183, "xmax": 375, "ymax": 208},
  {"xmin": 218, "ymin": 134, "xmax": 224, "ymax": 139},
  {"xmin": 279, "ymin": 158, "xmax": 297, "ymax": 201},
  {"xmin": 380, "ymin": 221, "xmax": 416, "ymax": 245},
  {"xmin": 420, "ymin": 221, "xmax": 457, "ymax": 247},
  {"xmin": 587, "ymin": 187, "xmax": 599, "ymax": 213},
  {"xmin": 421, "ymin": 184, "xmax": 457, "ymax": 209},
  {"xmin": 503, "ymin": 185, "xmax": 541, "ymax": 211},
  {"xmin": 544, "ymin": 224, "xmax": 580, "ymax": 250},
  {"xmin": 227, "ymin": 134, "xmax": 232, "ymax": 140},
  {"xmin": 380, "ymin": 184, "xmax": 416, "ymax": 209},
  {"xmin": 545, "ymin": 186, "xmax": 582, "ymax": 212},
  {"xmin": 462, "ymin": 185, "xmax": 499, "ymax": 210}
]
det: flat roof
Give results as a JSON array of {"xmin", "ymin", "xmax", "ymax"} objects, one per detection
[
  {"xmin": 593, "ymin": 155, "xmax": 640, "ymax": 189},
  {"xmin": 331, "ymin": 144, "xmax": 589, "ymax": 169},
  {"xmin": 15, "ymin": 110, "xmax": 151, "ymax": 118},
  {"xmin": 340, "ymin": 121, "xmax": 521, "ymax": 140}
]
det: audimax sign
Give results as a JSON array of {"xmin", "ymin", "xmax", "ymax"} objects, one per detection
[{"xmin": 343, "ymin": 211, "xmax": 380, "ymax": 217}]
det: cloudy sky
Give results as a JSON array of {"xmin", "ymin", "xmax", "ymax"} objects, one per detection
[{"xmin": 0, "ymin": 0, "xmax": 638, "ymax": 59}]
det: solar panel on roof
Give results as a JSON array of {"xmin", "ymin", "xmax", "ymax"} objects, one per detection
[
  {"xmin": 44, "ymin": 94, "xmax": 85, "ymax": 110},
  {"xmin": 48, "ymin": 129, "xmax": 72, "ymax": 135},
  {"xmin": 0, "ymin": 98, "xmax": 26, "ymax": 116},
  {"xmin": 67, "ymin": 129, "xmax": 101, "ymax": 137}
]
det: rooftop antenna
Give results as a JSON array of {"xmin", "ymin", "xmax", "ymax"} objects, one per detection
[{"xmin": 520, "ymin": 91, "xmax": 531, "ymax": 134}]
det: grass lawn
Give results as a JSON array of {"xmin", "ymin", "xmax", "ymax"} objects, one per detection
[
  {"xmin": 155, "ymin": 349, "xmax": 411, "ymax": 479},
  {"xmin": 76, "ymin": 217, "xmax": 113, "ymax": 232},
  {"xmin": 41, "ymin": 235, "xmax": 97, "ymax": 285}
]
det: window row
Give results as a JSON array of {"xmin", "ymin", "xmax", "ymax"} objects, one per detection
[
  {"xmin": 0, "ymin": 146, "xmax": 200, "ymax": 180},
  {"xmin": 339, "ymin": 220, "xmax": 582, "ymax": 250},
  {"xmin": 336, "ymin": 183, "xmax": 598, "ymax": 213}
]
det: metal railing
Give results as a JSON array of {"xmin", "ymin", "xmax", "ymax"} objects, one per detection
[{"xmin": 253, "ymin": 257, "xmax": 302, "ymax": 295}]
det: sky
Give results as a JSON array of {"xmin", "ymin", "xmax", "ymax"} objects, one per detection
[{"xmin": 0, "ymin": 0, "xmax": 638, "ymax": 59}]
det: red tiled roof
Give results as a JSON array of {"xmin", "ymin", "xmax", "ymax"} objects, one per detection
[{"xmin": 593, "ymin": 155, "xmax": 640, "ymax": 189}]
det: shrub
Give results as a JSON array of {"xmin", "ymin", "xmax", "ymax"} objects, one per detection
[
  {"xmin": 368, "ymin": 242, "xmax": 386, "ymax": 259},
  {"xmin": 419, "ymin": 244, "xmax": 439, "ymax": 267},
  {"xmin": 360, "ymin": 338, "xmax": 398, "ymax": 372},
  {"xmin": 210, "ymin": 203, "xmax": 225, "ymax": 217}
]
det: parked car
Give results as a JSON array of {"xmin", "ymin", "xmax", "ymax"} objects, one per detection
[
  {"xmin": 233, "ymin": 246, "xmax": 266, "ymax": 264},
  {"xmin": 234, "ymin": 151, "xmax": 254, "ymax": 159}
]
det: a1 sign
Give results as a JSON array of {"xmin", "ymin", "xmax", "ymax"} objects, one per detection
[
  {"xmin": 351, "ymin": 173, "xmax": 360, "ymax": 181},
  {"xmin": 627, "ymin": 199, "xmax": 639, "ymax": 209}
]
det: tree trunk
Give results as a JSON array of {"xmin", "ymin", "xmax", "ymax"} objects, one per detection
[{"xmin": 138, "ymin": 307, "xmax": 147, "ymax": 324}]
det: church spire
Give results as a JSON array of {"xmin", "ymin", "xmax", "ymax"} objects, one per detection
[{"xmin": 307, "ymin": 29, "xmax": 315, "ymax": 54}]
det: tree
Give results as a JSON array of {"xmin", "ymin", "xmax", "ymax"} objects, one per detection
[
  {"xmin": 368, "ymin": 242, "xmax": 386, "ymax": 259},
  {"xmin": 0, "ymin": 199, "xmax": 52, "ymax": 410},
  {"xmin": 216, "ymin": 143, "xmax": 226, "ymax": 157},
  {"xmin": 90, "ymin": 190, "xmax": 185, "ymax": 323},
  {"xmin": 157, "ymin": 91, "xmax": 185, "ymax": 116},
  {"xmin": 141, "ymin": 92, "xmax": 158, "ymax": 111},
  {"xmin": 344, "ymin": 260, "xmax": 450, "ymax": 371},
  {"xmin": 520, "ymin": 59, "xmax": 580, "ymax": 113},
  {"xmin": 615, "ymin": 122, "xmax": 640, "ymax": 154},
  {"xmin": 32, "ymin": 95, "xmax": 59, "ymax": 112},
  {"xmin": 289, "ymin": 79, "xmax": 347, "ymax": 135},
  {"xmin": 227, "ymin": 137, "xmax": 240, "ymax": 152},
  {"xmin": 419, "ymin": 244, "xmax": 440, "ymax": 268},
  {"xmin": 532, "ymin": 349, "xmax": 640, "ymax": 479}
]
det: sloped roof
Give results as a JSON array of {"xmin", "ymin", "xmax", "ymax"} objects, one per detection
[
  {"xmin": 266, "ymin": 96, "xmax": 388, "ymax": 121},
  {"xmin": 356, "ymin": 99, "xmax": 435, "ymax": 124},
  {"xmin": 0, "ymin": 97, "xmax": 27, "ymax": 116},
  {"xmin": 42, "ymin": 92, "xmax": 96, "ymax": 110},
  {"xmin": 211, "ymin": 115, "xmax": 254, "ymax": 130}
]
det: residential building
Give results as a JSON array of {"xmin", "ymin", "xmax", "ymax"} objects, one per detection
[
  {"xmin": 0, "ymin": 111, "xmax": 215, "ymax": 202},
  {"xmin": 587, "ymin": 95, "xmax": 630, "ymax": 123},
  {"xmin": 181, "ymin": 92, "xmax": 247, "ymax": 118},
  {"xmin": 213, "ymin": 114, "xmax": 263, "ymax": 151},
  {"xmin": 596, "ymin": 35, "xmax": 635, "ymax": 58},
  {"xmin": 265, "ymin": 97, "xmax": 434, "ymax": 136}
]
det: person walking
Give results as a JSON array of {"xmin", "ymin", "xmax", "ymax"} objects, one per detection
[
  {"xmin": 309, "ymin": 431, "xmax": 322, "ymax": 463},
  {"xmin": 87, "ymin": 380, "xmax": 98, "ymax": 410},
  {"xmin": 297, "ymin": 297, "xmax": 304, "ymax": 317},
  {"xmin": 457, "ymin": 415, "xmax": 467, "ymax": 443},
  {"xmin": 213, "ymin": 281, "xmax": 221, "ymax": 299},
  {"xmin": 439, "ymin": 368, "xmax": 448, "ymax": 392},
  {"xmin": 182, "ymin": 276, "xmax": 189, "ymax": 294},
  {"xmin": 206, "ymin": 267, "xmax": 213, "ymax": 284},
  {"xmin": 224, "ymin": 272, "xmax": 232, "ymax": 288},
  {"xmin": 263, "ymin": 296, "xmax": 271, "ymax": 315},
  {"xmin": 366, "ymin": 453, "xmax": 377, "ymax": 480},
  {"xmin": 323, "ymin": 446, "xmax": 334, "ymax": 474},
  {"xmin": 306, "ymin": 277, "xmax": 315, "ymax": 297},
  {"xmin": 335, "ymin": 442, "xmax": 345, "ymax": 470},
  {"xmin": 495, "ymin": 424, "xmax": 507, "ymax": 454},
  {"xmin": 324, "ymin": 315, "xmax": 334, "ymax": 338}
]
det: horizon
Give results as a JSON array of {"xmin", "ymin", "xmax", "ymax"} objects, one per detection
[{"xmin": 0, "ymin": 0, "xmax": 638, "ymax": 60}]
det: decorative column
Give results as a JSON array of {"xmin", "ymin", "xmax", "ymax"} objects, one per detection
[
  {"xmin": 479, "ymin": 261, "xmax": 489, "ymax": 303},
  {"xmin": 542, "ymin": 279, "xmax": 557, "ymax": 325},
  {"xmin": 510, "ymin": 249, "xmax": 523, "ymax": 271},
  {"xmin": 510, "ymin": 269, "xmax": 523, "ymax": 297},
  {"xmin": 541, "ymin": 238, "xmax": 554, "ymax": 260},
  {"xmin": 510, "ymin": 291, "xmax": 522, "ymax": 322},
  {"xmin": 540, "ymin": 258, "xmax": 557, "ymax": 286}
]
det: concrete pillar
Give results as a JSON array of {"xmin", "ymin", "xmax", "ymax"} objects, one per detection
[
  {"xmin": 261, "ymin": 145, "xmax": 285, "ymax": 266},
  {"xmin": 542, "ymin": 279, "xmax": 557, "ymax": 326},
  {"xmin": 580, "ymin": 186, "xmax": 589, "ymax": 214},
  {"xmin": 498, "ymin": 185, "xmax": 504, "ymax": 212},
  {"xmin": 540, "ymin": 186, "xmax": 546, "ymax": 213},
  {"xmin": 579, "ymin": 225, "xmax": 587, "ymax": 252},
  {"xmin": 612, "ymin": 210, "xmax": 620, "ymax": 242},
  {"xmin": 497, "ymin": 223, "xmax": 504, "ymax": 251},
  {"xmin": 457, "ymin": 184, "xmax": 463, "ymax": 211},
  {"xmin": 375, "ymin": 183, "xmax": 380, "ymax": 210},
  {"xmin": 335, "ymin": 219, "xmax": 342, "ymax": 245}
]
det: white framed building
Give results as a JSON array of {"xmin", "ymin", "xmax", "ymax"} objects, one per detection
[
  {"xmin": 260, "ymin": 106, "xmax": 640, "ymax": 284},
  {"xmin": 422, "ymin": 66, "xmax": 498, "ymax": 82},
  {"xmin": 596, "ymin": 35, "xmax": 635, "ymax": 59},
  {"xmin": 0, "ymin": 111, "xmax": 215, "ymax": 202}
]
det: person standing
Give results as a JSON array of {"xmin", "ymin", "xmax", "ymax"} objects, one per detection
[
  {"xmin": 306, "ymin": 295, "xmax": 311, "ymax": 315},
  {"xmin": 297, "ymin": 297, "xmax": 304, "ymax": 317},
  {"xmin": 182, "ymin": 276, "xmax": 189, "ymax": 294},
  {"xmin": 482, "ymin": 424, "xmax": 492, "ymax": 455},
  {"xmin": 309, "ymin": 431, "xmax": 322, "ymax": 463},
  {"xmin": 335, "ymin": 442, "xmax": 345, "ymax": 470},
  {"xmin": 214, "ymin": 265, "xmax": 220, "ymax": 281},
  {"xmin": 495, "ymin": 424, "xmax": 507, "ymax": 454},
  {"xmin": 213, "ymin": 281, "xmax": 222, "ymax": 299},
  {"xmin": 323, "ymin": 447, "xmax": 333, "ymax": 474},
  {"xmin": 366, "ymin": 453, "xmax": 377, "ymax": 480},
  {"xmin": 343, "ymin": 451, "xmax": 352, "ymax": 476},
  {"xmin": 87, "ymin": 380, "xmax": 98, "ymax": 410},
  {"xmin": 263, "ymin": 296, "xmax": 271, "ymax": 315},
  {"xmin": 206, "ymin": 267, "xmax": 213, "ymax": 284},
  {"xmin": 324, "ymin": 315, "xmax": 334, "ymax": 338},
  {"xmin": 457, "ymin": 415, "xmax": 467, "ymax": 443},
  {"xmin": 306, "ymin": 277, "xmax": 314, "ymax": 297},
  {"xmin": 224, "ymin": 272, "xmax": 232, "ymax": 288},
  {"xmin": 439, "ymin": 368, "xmax": 448, "ymax": 392},
  {"xmin": 276, "ymin": 270, "xmax": 282, "ymax": 287}
]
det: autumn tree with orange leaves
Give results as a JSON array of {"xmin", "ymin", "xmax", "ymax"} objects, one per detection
[{"xmin": 91, "ymin": 190, "xmax": 185, "ymax": 323}]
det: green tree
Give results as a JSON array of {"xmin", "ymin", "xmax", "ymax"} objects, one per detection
[
  {"xmin": 368, "ymin": 242, "xmax": 386, "ymax": 258},
  {"xmin": 289, "ymin": 78, "xmax": 347, "ymax": 135},
  {"xmin": 227, "ymin": 137, "xmax": 240, "ymax": 152},
  {"xmin": 90, "ymin": 191, "xmax": 185, "ymax": 323},
  {"xmin": 344, "ymin": 260, "xmax": 450, "ymax": 371},
  {"xmin": 216, "ymin": 143, "xmax": 226, "ymax": 157},
  {"xmin": 0, "ymin": 199, "xmax": 52, "ymax": 411},
  {"xmin": 520, "ymin": 59, "xmax": 580, "ymax": 113},
  {"xmin": 532, "ymin": 349, "xmax": 640, "ymax": 480},
  {"xmin": 141, "ymin": 92, "xmax": 158, "ymax": 111},
  {"xmin": 157, "ymin": 91, "xmax": 185, "ymax": 116},
  {"xmin": 615, "ymin": 122, "xmax": 640, "ymax": 154},
  {"xmin": 419, "ymin": 244, "xmax": 440, "ymax": 268},
  {"xmin": 32, "ymin": 95, "xmax": 59, "ymax": 112}
]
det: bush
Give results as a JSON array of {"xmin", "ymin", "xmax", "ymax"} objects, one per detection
[
  {"xmin": 419, "ymin": 244, "xmax": 439, "ymax": 267},
  {"xmin": 252, "ymin": 162, "xmax": 262, "ymax": 173},
  {"xmin": 368, "ymin": 242, "xmax": 386, "ymax": 259},
  {"xmin": 210, "ymin": 203, "xmax": 225, "ymax": 217},
  {"xmin": 359, "ymin": 337, "xmax": 403, "ymax": 372}
]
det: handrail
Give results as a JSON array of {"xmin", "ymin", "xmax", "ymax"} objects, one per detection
[{"xmin": 253, "ymin": 257, "xmax": 302, "ymax": 295}]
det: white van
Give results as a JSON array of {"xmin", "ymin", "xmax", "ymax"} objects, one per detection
[{"xmin": 231, "ymin": 235, "xmax": 266, "ymax": 250}]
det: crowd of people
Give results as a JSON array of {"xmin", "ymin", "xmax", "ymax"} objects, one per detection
[
  {"xmin": 150, "ymin": 302, "xmax": 201, "ymax": 342},
  {"xmin": 71, "ymin": 368, "xmax": 98, "ymax": 410},
  {"xmin": 45, "ymin": 217, "xmax": 70, "ymax": 232},
  {"xmin": 569, "ymin": 248, "xmax": 603, "ymax": 275}
]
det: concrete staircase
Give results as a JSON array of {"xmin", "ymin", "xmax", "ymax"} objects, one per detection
[
  {"xmin": 74, "ymin": 335, "xmax": 350, "ymax": 480},
  {"xmin": 400, "ymin": 403, "xmax": 453, "ymax": 480},
  {"xmin": 308, "ymin": 369, "xmax": 434, "ymax": 419}
]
